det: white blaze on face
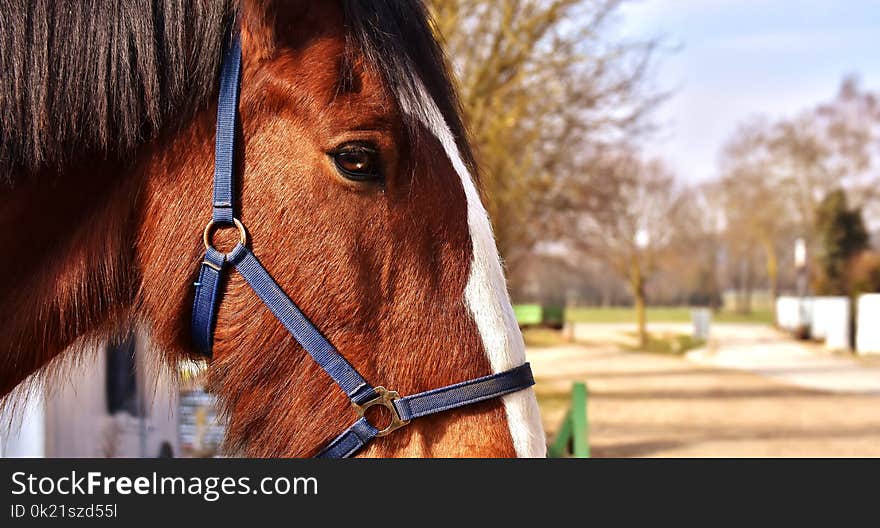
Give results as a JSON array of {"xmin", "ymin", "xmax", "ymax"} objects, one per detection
[{"xmin": 403, "ymin": 82, "xmax": 547, "ymax": 457}]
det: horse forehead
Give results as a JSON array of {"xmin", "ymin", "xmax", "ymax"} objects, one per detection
[
  {"xmin": 255, "ymin": 2, "xmax": 390, "ymax": 108},
  {"xmin": 253, "ymin": 40, "xmax": 393, "ymax": 131}
]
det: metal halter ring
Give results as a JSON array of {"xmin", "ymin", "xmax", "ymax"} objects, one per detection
[
  {"xmin": 353, "ymin": 387, "xmax": 410, "ymax": 437},
  {"xmin": 203, "ymin": 218, "xmax": 247, "ymax": 251}
]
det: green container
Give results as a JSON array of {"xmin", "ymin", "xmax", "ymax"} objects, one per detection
[
  {"xmin": 513, "ymin": 304, "xmax": 543, "ymax": 326},
  {"xmin": 542, "ymin": 306, "xmax": 565, "ymax": 329},
  {"xmin": 513, "ymin": 304, "xmax": 565, "ymax": 328}
]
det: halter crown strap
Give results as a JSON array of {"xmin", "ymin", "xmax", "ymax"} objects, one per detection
[
  {"xmin": 191, "ymin": 24, "xmax": 536, "ymax": 458},
  {"xmin": 191, "ymin": 29, "xmax": 241, "ymax": 356},
  {"xmin": 212, "ymin": 29, "xmax": 242, "ymax": 224}
]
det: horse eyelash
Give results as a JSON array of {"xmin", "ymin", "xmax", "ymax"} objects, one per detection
[{"xmin": 328, "ymin": 141, "xmax": 380, "ymax": 155}]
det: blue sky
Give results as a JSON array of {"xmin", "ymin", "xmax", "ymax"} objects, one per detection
[{"xmin": 615, "ymin": 0, "xmax": 880, "ymax": 182}]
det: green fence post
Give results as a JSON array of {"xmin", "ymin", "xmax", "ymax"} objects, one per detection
[
  {"xmin": 548, "ymin": 408, "xmax": 573, "ymax": 457},
  {"xmin": 571, "ymin": 382, "xmax": 589, "ymax": 458},
  {"xmin": 548, "ymin": 382, "xmax": 590, "ymax": 458}
]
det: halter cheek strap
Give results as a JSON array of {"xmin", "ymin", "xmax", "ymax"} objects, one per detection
[{"xmin": 191, "ymin": 27, "xmax": 535, "ymax": 458}]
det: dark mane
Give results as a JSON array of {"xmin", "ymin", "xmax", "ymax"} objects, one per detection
[
  {"xmin": 0, "ymin": 0, "xmax": 236, "ymax": 183},
  {"xmin": 342, "ymin": 0, "xmax": 477, "ymax": 172},
  {"xmin": 0, "ymin": 0, "xmax": 474, "ymax": 184}
]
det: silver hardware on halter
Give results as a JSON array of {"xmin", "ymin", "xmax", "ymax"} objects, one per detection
[
  {"xmin": 352, "ymin": 386, "xmax": 410, "ymax": 437},
  {"xmin": 203, "ymin": 217, "xmax": 247, "ymax": 252}
]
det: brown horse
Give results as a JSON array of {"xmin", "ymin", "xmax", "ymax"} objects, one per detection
[{"xmin": 0, "ymin": 0, "xmax": 545, "ymax": 457}]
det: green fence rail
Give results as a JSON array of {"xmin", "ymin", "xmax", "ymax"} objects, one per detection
[{"xmin": 548, "ymin": 382, "xmax": 590, "ymax": 458}]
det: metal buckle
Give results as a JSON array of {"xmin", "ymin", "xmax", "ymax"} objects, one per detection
[
  {"xmin": 353, "ymin": 387, "xmax": 410, "ymax": 437},
  {"xmin": 203, "ymin": 218, "xmax": 247, "ymax": 252}
]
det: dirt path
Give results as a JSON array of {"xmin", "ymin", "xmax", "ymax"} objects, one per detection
[
  {"xmin": 687, "ymin": 324, "xmax": 880, "ymax": 394},
  {"xmin": 530, "ymin": 330, "xmax": 880, "ymax": 457}
]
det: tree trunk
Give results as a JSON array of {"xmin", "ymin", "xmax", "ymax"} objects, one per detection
[
  {"xmin": 761, "ymin": 236, "xmax": 779, "ymax": 303},
  {"xmin": 630, "ymin": 258, "xmax": 648, "ymax": 348},
  {"xmin": 736, "ymin": 259, "xmax": 754, "ymax": 315},
  {"xmin": 743, "ymin": 261, "xmax": 754, "ymax": 315},
  {"xmin": 634, "ymin": 287, "xmax": 647, "ymax": 348}
]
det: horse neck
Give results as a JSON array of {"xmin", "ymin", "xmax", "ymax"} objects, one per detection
[{"xmin": 0, "ymin": 164, "xmax": 142, "ymax": 398}]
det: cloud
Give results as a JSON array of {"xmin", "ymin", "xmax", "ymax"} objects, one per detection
[
  {"xmin": 617, "ymin": 0, "xmax": 880, "ymax": 184},
  {"xmin": 711, "ymin": 29, "xmax": 878, "ymax": 53}
]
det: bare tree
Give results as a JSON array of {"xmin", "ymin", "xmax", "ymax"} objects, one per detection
[
  {"xmin": 661, "ymin": 184, "xmax": 724, "ymax": 308},
  {"xmin": 429, "ymin": 0, "xmax": 664, "ymax": 272},
  {"xmin": 716, "ymin": 118, "xmax": 795, "ymax": 305},
  {"xmin": 714, "ymin": 77, "xmax": 880, "ymax": 306},
  {"xmin": 561, "ymin": 150, "xmax": 682, "ymax": 345},
  {"xmin": 761, "ymin": 77, "xmax": 880, "ymax": 233}
]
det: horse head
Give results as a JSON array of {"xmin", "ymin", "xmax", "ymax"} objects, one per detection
[{"xmin": 0, "ymin": 0, "xmax": 544, "ymax": 458}]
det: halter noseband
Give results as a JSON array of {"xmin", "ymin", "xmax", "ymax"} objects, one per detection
[{"xmin": 190, "ymin": 28, "xmax": 535, "ymax": 458}]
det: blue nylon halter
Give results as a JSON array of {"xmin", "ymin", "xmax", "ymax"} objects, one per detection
[{"xmin": 191, "ymin": 27, "xmax": 535, "ymax": 458}]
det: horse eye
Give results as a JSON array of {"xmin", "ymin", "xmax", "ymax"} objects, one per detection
[{"xmin": 330, "ymin": 144, "xmax": 382, "ymax": 182}]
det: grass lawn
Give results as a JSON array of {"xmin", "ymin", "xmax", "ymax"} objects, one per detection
[
  {"xmin": 523, "ymin": 326, "xmax": 706, "ymax": 355},
  {"xmin": 522, "ymin": 328, "xmax": 571, "ymax": 348},
  {"xmin": 565, "ymin": 307, "xmax": 773, "ymax": 325},
  {"xmin": 622, "ymin": 332, "xmax": 705, "ymax": 355}
]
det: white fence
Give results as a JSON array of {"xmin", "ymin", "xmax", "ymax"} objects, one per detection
[
  {"xmin": 1, "ymin": 332, "xmax": 179, "ymax": 458},
  {"xmin": 812, "ymin": 297, "xmax": 850, "ymax": 351},
  {"xmin": 775, "ymin": 295, "xmax": 851, "ymax": 351},
  {"xmin": 0, "ymin": 391, "xmax": 46, "ymax": 457},
  {"xmin": 856, "ymin": 294, "xmax": 880, "ymax": 355},
  {"xmin": 775, "ymin": 296, "xmax": 812, "ymax": 331}
]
